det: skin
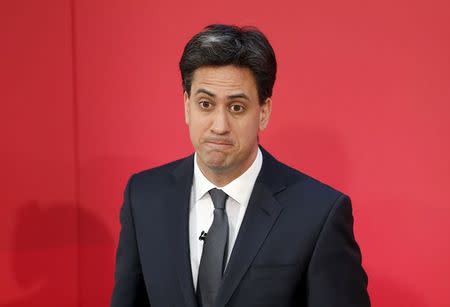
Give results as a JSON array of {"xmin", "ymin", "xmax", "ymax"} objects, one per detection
[{"xmin": 184, "ymin": 65, "xmax": 272, "ymax": 187}]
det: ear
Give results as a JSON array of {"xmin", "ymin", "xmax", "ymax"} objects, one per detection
[
  {"xmin": 184, "ymin": 91, "xmax": 190, "ymax": 125},
  {"xmin": 259, "ymin": 97, "xmax": 272, "ymax": 131}
]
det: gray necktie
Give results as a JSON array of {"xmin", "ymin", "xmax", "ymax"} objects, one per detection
[{"xmin": 197, "ymin": 188, "xmax": 229, "ymax": 307}]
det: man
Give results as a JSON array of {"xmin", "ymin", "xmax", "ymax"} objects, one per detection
[{"xmin": 111, "ymin": 24, "xmax": 370, "ymax": 307}]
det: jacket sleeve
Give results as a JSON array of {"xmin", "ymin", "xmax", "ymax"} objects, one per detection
[
  {"xmin": 306, "ymin": 194, "xmax": 371, "ymax": 306},
  {"xmin": 111, "ymin": 175, "xmax": 151, "ymax": 307}
]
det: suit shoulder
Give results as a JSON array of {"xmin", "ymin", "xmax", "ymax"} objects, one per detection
[
  {"xmin": 269, "ymin": 160, "xmax": 351, "ymax": 227},
  {"xmin": 130, "ymin": 154, "xmax": 192, "ymax": 185},
  {"xmin": 273, "ymin": 158, "xmax": 346, "ymax": 202}
]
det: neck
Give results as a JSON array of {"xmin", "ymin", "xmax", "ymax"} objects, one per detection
[{"xmin": 197, "ymin": 147, "xmax": 258, "ymax": 187}]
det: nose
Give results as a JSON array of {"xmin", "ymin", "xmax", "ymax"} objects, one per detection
[{"xmin": 210, "ymin": 106, "xmax": 230, "ymax": 135}]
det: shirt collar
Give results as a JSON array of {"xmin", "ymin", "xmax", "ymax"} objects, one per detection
[{"xmin": 192, "ymin": 147, "xmax": 263, "ymax": 207}]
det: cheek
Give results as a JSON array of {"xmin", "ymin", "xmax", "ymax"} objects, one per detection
[
  {"xmin": 188, "ymin": 116, "xmax": 209, "ymax": 141},
  {"xmin": 235, "ymin": 116, "xmax": 260, "ymax": 143}
]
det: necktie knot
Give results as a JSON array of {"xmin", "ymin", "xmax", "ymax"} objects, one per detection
[{"xmin": 208, "ymin": 188, "xmax": 228, "ymax": 210}]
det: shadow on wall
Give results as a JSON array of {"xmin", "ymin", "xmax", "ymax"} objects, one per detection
[
  {"xmin": 3, "ymin": 201, "xmax": 114, "ymax": 307},
  {"xmin": 369, "ymin": 274, "xmax": 427, "ymax": 307}
]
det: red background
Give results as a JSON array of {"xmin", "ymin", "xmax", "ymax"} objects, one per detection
[{"xmin": 1, "ymin": 0, "xmax": 449, "ymax": 306}]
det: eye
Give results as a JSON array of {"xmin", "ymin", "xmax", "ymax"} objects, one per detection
[
  {"xmin": 230, "ymin": 104, "xmax": 245, "ymax": 113},
  {"xmin": 199, "ymin": 101, "xmax": 212, "ymax": 109}
]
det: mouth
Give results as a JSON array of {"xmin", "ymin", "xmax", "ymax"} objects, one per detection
[{"xmin": 204, "ymin": 139, "xmax": 234, "ymax": 148}]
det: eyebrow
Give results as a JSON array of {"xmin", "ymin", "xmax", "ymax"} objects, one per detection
[{"xmin": 194, "ymin": 88, "xmax": 250, "ymax": 100}]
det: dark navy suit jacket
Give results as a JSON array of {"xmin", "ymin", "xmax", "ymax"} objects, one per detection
[{"xmin": 111, "ymin": 147, "xmax": 370, "ymax": 307}]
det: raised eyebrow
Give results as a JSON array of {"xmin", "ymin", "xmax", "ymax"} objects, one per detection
[
  {"xmin": 227, "ymin": 93, "xmax": 250, "ymax": 101},
  {"xmin": 195, "ymin": 88, "xmax": 215, "ymax": 97}
]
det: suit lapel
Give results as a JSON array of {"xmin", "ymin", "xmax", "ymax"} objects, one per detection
[
  {"xmin": 165, "ymin": 155, "xmax": 198, "ymax": 307},
  {"xmin": 214, "ymin": 147, "xmax": 287, "ymax": 307}
]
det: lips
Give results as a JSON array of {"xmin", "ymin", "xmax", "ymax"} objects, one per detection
[{"xmin": 203, "ymin": 139, "xmax": 234, "ymax": 147}]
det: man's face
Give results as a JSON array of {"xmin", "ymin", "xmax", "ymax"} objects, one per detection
[{"xmin": 184, "ymin": 65, "xmax": 271, "ymax": 182}]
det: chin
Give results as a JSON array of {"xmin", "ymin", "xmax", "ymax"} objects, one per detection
[
  {"xmin": 204, "ymin": 157, "xmax": 229, "ymax": 170},
  {"xmin": 200, "ymin": 153, "xmax": 230, "ymax": 171}
]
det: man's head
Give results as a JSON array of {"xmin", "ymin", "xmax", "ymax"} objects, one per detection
[
  {"xmin": 179, "ymin": 24, "xmax": 277, "ymax": 104},
  {"xmin": 179, "ymin": 24, "xmax": 277, "ymax": 185}
]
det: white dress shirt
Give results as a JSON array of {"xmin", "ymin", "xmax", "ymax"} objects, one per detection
[{"xmin": 189, "ymin": 148, "xmax": 263, "ymax": 290}]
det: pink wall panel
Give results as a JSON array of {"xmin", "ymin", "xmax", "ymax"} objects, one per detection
[
  {"xmin": 0, "ymin": 1, "xmax": 78, "ymax": 306},
  {"xmin": 2, "ymin": 0, "xmax": 449, "ymax": 306},
  {"xmin": 75, "ymin": 1, "xmax": 450, "ymax": 306}
]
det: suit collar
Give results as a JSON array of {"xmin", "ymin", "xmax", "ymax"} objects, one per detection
[
  {"xmin": 256, "ymin": 146, "xmax": 289, "ymax": 195},
  {"xmin": 172, "ymin": 153, "xmax": 195, "ymax": 181}
]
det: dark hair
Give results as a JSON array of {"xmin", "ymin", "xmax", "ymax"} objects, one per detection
[{"xmin": 179, "ymin": 24, "xmax": 277, "ymax": 104}]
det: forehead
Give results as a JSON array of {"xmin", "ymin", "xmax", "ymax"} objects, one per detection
[{"xmin": 191, "ymin": 65, "xmax": 257, "ymax": 94}]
